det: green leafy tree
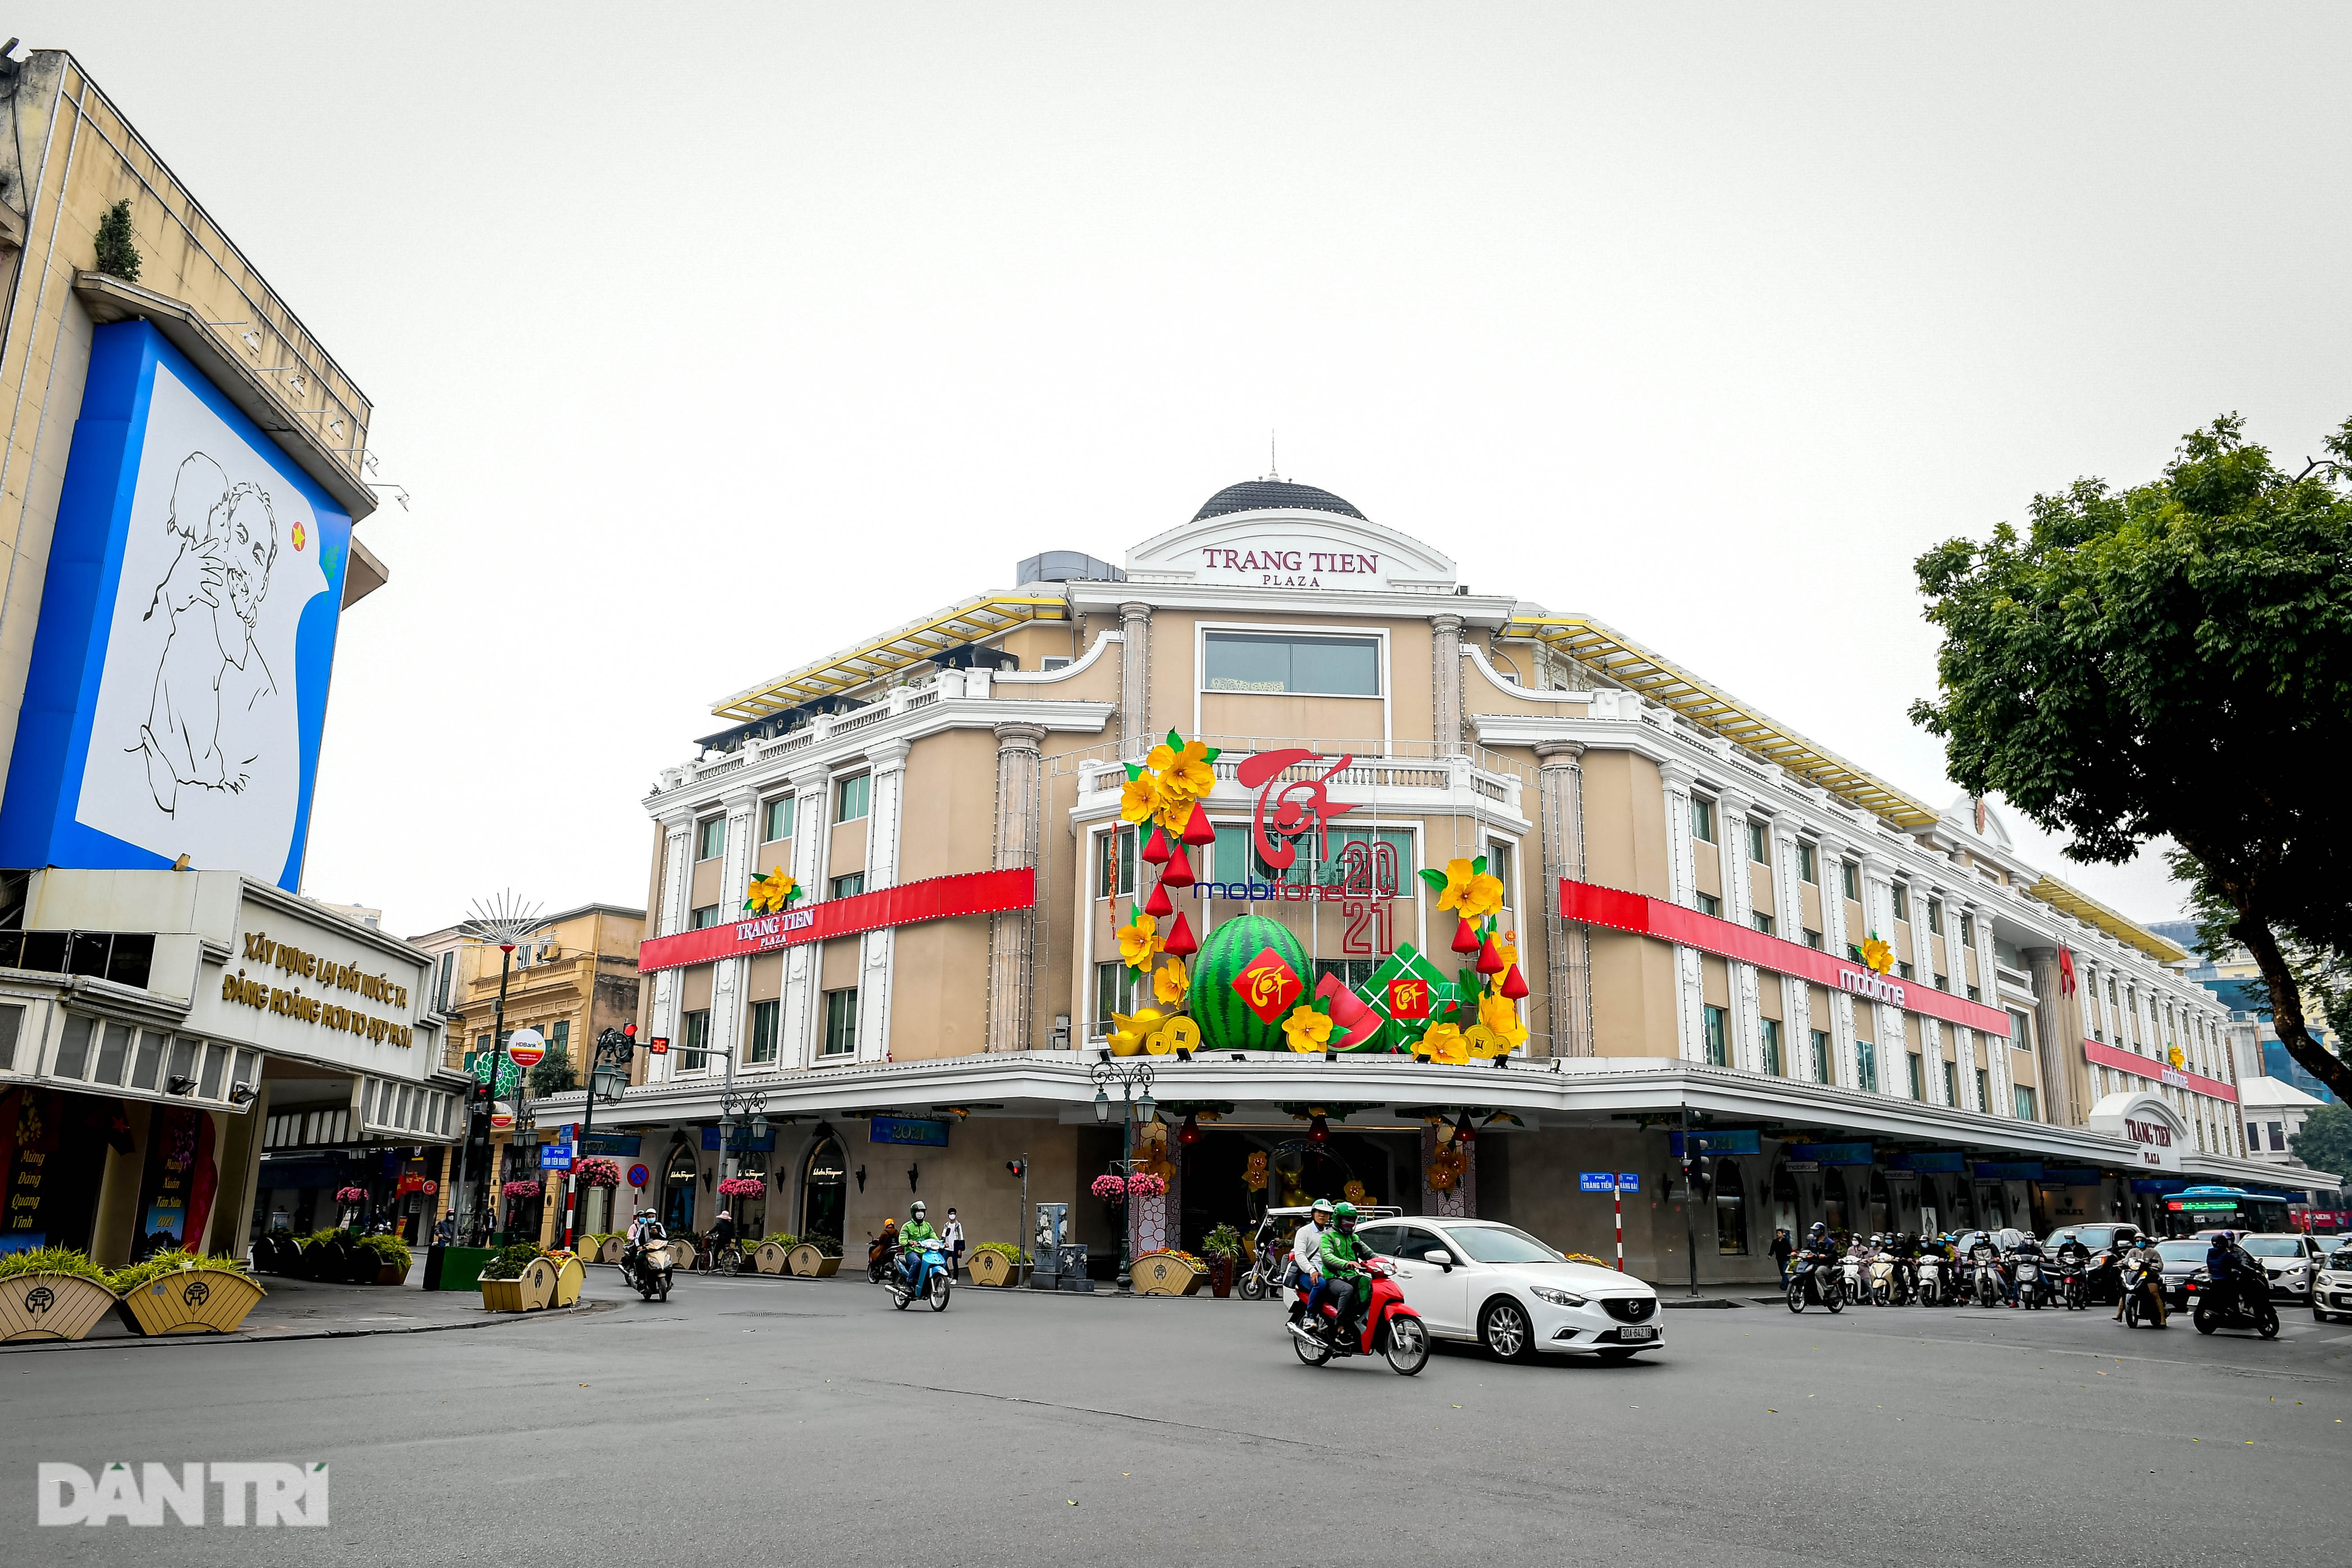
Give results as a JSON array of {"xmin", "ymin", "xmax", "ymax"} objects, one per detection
[
  {"xmin": 93, "ymin": 198, "xmax": 141, "ymax": 281},
  {"xmin": 528, "ymin": 1044, "xmax": 577, "ymax": 1098},
  {"xmin": 2290, "ymin": 1102, "xmax": 2352, "ymax": 1183},
  {"xmin": 1910, "ymin": 414, "xmax": 2352, "ymax": 1101}
]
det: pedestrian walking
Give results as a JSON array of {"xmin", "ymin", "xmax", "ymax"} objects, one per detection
[
  {"xmin": 943, "ymin": 1207, "xmax": 967, "ymax": 1280},
  {"xmin": 433, "ymin": 1213, "xmax": 456, "ymax": 1247},
  {"xmin": 1770, "ymin": 1226, "xmax": 1793, "ymax": 1286}
]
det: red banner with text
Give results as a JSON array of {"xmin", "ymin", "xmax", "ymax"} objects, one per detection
[{"xmin": 636, "ymin": 868, "xmax": 1034, "ymax": 974}]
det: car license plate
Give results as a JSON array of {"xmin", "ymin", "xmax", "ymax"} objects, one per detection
[{"xmin": 1618, "ymin": 1325, "xmax": 1657, "ymax": 1341}]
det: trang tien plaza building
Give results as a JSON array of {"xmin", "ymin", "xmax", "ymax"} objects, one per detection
[{"xmin": 545, "ymin": 477, "xmax": 2338, "ymax": 1280}]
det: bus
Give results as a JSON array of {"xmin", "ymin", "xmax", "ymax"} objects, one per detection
[{"xmin": 2158, "ymin": 1185, "xmax": 2292, "ymax": 1237}]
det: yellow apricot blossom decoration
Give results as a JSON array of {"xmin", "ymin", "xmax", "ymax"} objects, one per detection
[
  {"xmin": 1152, "ymin": 958, "xmax": 1188, "ymax": 1006},
  {"xmin": 1119, "ymin": 771, "xmax": 1162, "ymax": 825},
  {"xmin": 742, "ymin": 867, "xmax": 799, "ymax": 915},
  {"xmin": 1437, "ymin": 858, "xmax": 1506, "ymax": 922},
  {"xmin": 1478, "ymin": 993, "xmax": 1529, "ymax": 1050},
  {"xmin": 1417, "ymin": 1023, "xmax": 1470, "ymax": 1065},
  {"xmin": 1145, "ymin": 738, "xmax": 1215, "ymax": 802},
  {"xmin": 1117, "ymin": 912, "xmax": 1162, "ymax": 971},
  {"xmin": 1281, "ymin": 1005, "xmax": 1334, "ymax": 1053},
  {"xmin": 1857, "ymin": 934, "xmax": 1895, "ymax": 975}
]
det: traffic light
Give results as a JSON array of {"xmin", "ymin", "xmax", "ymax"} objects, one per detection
[{"xmin": 1005, "ymin": 1160, "xmax": 1025, "ymax": 1179}]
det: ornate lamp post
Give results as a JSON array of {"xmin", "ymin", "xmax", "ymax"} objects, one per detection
[
  {"xmin": 562, "ymin": 1024, "xmax": 639, "ymax": 1247},
  {"xmin": 459, "ymin": 892, "xmax": 543, "ymax": 1245},
  {"xmin": 1090, "ymin": 1055, "xmax": 1157, "ymax": 1293}
]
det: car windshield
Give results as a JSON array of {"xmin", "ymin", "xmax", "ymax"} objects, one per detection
[
  {"xmin": 2156, "ymin": 1242, "xmax": 2207, "ymax": 1263},
  {"xmin": 2240, "ymin": 1238, "xmax": 2304, "ymax": 1258},
  {"xmin": 1442, "ymin": 1224, "xmax": 1565, "ymax": 1265}
]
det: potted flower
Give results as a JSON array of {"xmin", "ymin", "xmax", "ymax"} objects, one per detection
[
  {"xmin": 477, "ymin": 1244, "xmax": 556, "ymax": 1312},
  {"xmin": 0, "ymin": 1246, "xmax": 119, "ymax": 1342},
  {"xmin": 1091, "ymin": 1174, "xmax": 1128, "ymax": 1206},
  {"xmin": 545, "ymin": 1249, "xmax": 586, "ymax": 1306},
  {"xmin": 107, "ymin": 1253, "xmax": 269, "ymax": 1335},
  {"xmin": 968, "ymin": 1242, "xmax": 1029, "ymax": 1289},
  {"xmin": 1201, "ymin": 1224, "xmax": 1242, "ymax": 1298},
  {"xmin": 755, "ymin": 1232, "xmax": 797, "ymax": 1274},
  {"xmin": 1127, "ymin": 1172, "xmax": 1168, "ymax": 1199},
  {"xmin": 1131, "ymin": 1249, "xmax": 1207, "ymax": 1296},
  {"xmin": 354, "ymin": 1233, "xmax": 412, "ymax": 1286},
  {"xmin": 335, "ymin": 1185, "xmax": 369, "ymax": 1227},
  {"xmin": 787, "ymin": 1234, "xmax": 842, "ymax": 1278}
]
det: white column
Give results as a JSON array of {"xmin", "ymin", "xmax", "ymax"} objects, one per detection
[
  {"xmin": 709, "ymin": 786, "xmax": 760, "ymax": 1072},
  {"xmin": 1716, "ymin": 790, "xmax": 1763, "ymax": 1072},
  {"xmin": 1817, "ymin": 836, "xmax": 1859, "ymax": 1090},
  {"xmin": 987, "ymin": 724, "xmax": 1047, "ymax": 1054},
  {"xmin": 1859, "ymin": 851, "xmax": 1901, "ymax": 1095},
  {"xmin": 1658, "ymin": 759, "xmax": 1706, "ymax": 1063},
  {"xmin": 1119, "ymin": 601, "xmax": 1152, "ymax": 762},
  {"xmin": 782, "ymin": 764, "xmax": 830, "ymax": 1067},
  {"xmin": 650, "ymin": 812, "xmax": 694, "ymax": 1084},
  {"xmin": 1969, "ymin": 900, "xmax": 2010, "ymax": 1116},
  {"xmin": 1431, "ymin": 613, "xmax": 1464, "ymax": 757},
  {"xmin": 1770, "ymin": 819, "xmax": 1808, "ymax": 1079},
  {"xmin": 856, "ymin": 740, "xmax": 911, "ymax": 1063}
]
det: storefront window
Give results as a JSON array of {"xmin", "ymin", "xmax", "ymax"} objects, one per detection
[
  {"xmin": 1203, "ymin": 630, "xmax": 1379, "ymax": 695},
  {"xmin": 802, "ymin": 1136, "xmax": 847, "ymax": 1244},
  {"xmin": 1822, "ymin": 1170, "xmax": 1849, "ymax": 1234},
  {"xmin": 662, "ymin": 1144, "xmax": 698, "ymax": 1234},
  {"xmin": 1714, "ymin": 1160, "xmax": 1748, "ymax": 1255}
]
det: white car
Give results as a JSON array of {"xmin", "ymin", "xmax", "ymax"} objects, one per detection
[
  {"xmin": 2238, "ymin": 1234, "xmax": 2324, "ymax": 1300},
  {"xmin": 2312, "ymin": 1246, "xmax": 2352, "ymax": 1323},
  {"xmin": 1351, "ymin": 1217, "xmax": 1662, "ymax": 1362}
]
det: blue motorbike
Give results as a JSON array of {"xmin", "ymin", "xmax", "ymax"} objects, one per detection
[{"xmin": 890, "ymin": 1242, "xmax": 952, "ymax": 1312}]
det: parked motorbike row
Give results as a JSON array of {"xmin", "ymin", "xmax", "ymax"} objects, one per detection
[{"xmin": 1788, "ymin": 1234, "xmax": 2101, "ymax": 1313}]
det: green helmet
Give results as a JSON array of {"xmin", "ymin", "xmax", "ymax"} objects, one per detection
[{"xmin": 1332, "ymin": 1201, "xmax": 1358, "ymax": 1229}]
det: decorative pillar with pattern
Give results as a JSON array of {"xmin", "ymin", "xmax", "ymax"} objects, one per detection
[
  {"xmin": 987, "ymin": 723, "xmax": 1047, "ymax": 1052},
  {"xmin": 1419, "ymin": 1123, "xmax": 1476, "ymax": 1218},
  {"xmin": 1430, "ymin": 613, "xmax": 1464, "ymax": 757},
  {"xmin": 852, "ymin": 740, "xmax": 912, "ymax": 1063},
  {"xmin": 1119, "ymin": 602, "xmax": 1152, "ymax": 761},
  {"xmin": 1658, "ymin": 760, "xmax": 1707, "ymax": 1063},
  {"xmin": 1816, "ymin": 836, "xmax": 1860, "ymax": 1090},
  {"xmin": 2025, "ymin": 946, "xmax": 2086, "ymax": 1126},
  {"xmin": 1716, "ymin": 789, "xmax": 1763, "ymax": 1072},
  {"xmin": 649, "ymin": 812, "xmax": 694, "ymax": 1082},
  {"xmin": 706, "ymin": 787, "xmax": 761, "ymax": 1076},
  {"xmin": 780, "ymin": 764, "xmax": 831, "ymax": 1067},
  {"xmin": 1534, "ymin": 740, "xmax": 1590, "ymax": 1057}
]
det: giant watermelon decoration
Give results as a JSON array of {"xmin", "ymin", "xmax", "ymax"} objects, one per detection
[{"xmin": 1192, "ymin": 914, "xmax": 1313, "ymax": 1051}]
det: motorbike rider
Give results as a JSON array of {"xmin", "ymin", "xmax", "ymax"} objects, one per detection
[
  {"xmin": 2203, "ymin": 1230, "xmax": 2251, "ymax": 1316},
  {"xmin": 1891, "ymin": 1231, "xmax": 1922, "ymax": 1299},
  {"xmin": 896, "ymin": 1201, "xmax": 938, "ymax": 1284},
  {"xmin": 1290, "ymin": 1199, "xmax": 1333, "ymax": 1298},
  {"xmin": 1794, "ymin": 1222, "xmax": 1837, "ymax": 1299},
  {"xmin": 1313, "ymin": 1201, "xmax": 1374, "ymax": 1337},
  {"xmin": 2008, "ymin": 1230, "xmax": 2048, "ymax": 1306},
  {"xmin": 622, "ymin": 1207, "xmax": 664, "ymax": 1283},
  {"xmin": 709, "ymin": 1209, "xmax": 738, "ymax": 1266},
  {"xmin": 2115, "ymin": 1233, "xmax": 2167, "ymax": 1326}
]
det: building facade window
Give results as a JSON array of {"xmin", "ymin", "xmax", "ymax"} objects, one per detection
[
  {"xmin": 749, "ymin": 999, "xmax": 780, "ymax": 1063},
  {"xmin": 696, "ymin": 817, "xmax": 725, "ymax": 861},
  {"xmin": 834, "ymin": 773, "xmax": 871, "ymax": 823},
  {"xmin": 1714, "ymin": 1160, "xmax": 1748, "ymax": 1255},
  {"xmin": 1941, "ymin": 1059, "xmax": 1957, "ymax": 1104},
  {"xmin": 1856, "ymin": 1037, "xmax": 1878, "ymax": 1093},
  {"xmin": 822, "ymin": 989, "xmax": 858, "ymax": 1057},
  {"xmin": 1907, "ymin": 1052, "xmax": 1925, "ymax": 1099},
  {"xmin": 1695, "ymin": 892, "xmax": 1721, "ymax": 918},
  {"xmin": 1803, "ymin": 928, "xmax": 1822, "ymax": 950},
  {"xmin": 1797, "ymin": 842, "xmax": 1817, "ymax": 884},
  {"xmin": 762, "ymin": 796, "xmax": 794, "ymax": 844},
  {"xmin": 1959, "ymin": 912, "xmax": 1974, "ymax": 947},
  {"xmin": 1841, "ymin": 861, "xmax": 1859, "ymax": 901},
  {"xmin": 1752, "ymin": 912, "xmax": 1774, "ymax": 937},
  {"xmin": 830, "ymin": 872, "xmax": 866, "ymax": 900},
  {"xmin": 1747, "ymin": 820, "xmax": 1769, "ymax": 864},
  {"xmin": 1974, "ymin": 1067, "xmax": 1989, "ymax": 1110},
  {"xmin": 1810, "ymin": 1029, "xmax": 1832, "ymax": 1085},
  {"xmin": 1891, "ymin": 884, "xmax": 1910, "ymax": 923},
  {"xmin": 1702, "ymin": 1005, "xmax": 1728, "ymax": 1067},
  {"xmin": 2268, "ymin": 1122, "xmax": 2286, "ymax": 1151},
  {"xmin": 1926, "ymin": 899, "xmax": 1943, "ymax": 935},
  {"xmin": 681, "ymin": 1009, "xmax": 710, "ymax": 1073},
  {"xmin": 1760, "ymin": 1017, "xmax": 1783, "ymax": 1075},
  {"xmin": 1486, "ymin": 837, "xmax": 1516, "ymax": 891},
  {"xmin": 690, "ymin": 905, "xmax": 721, "ymax": 930},
  {"xmin": 1095, "ymin": 961, "xmax": 1139, "ymax": 1034},
  {"xmin": 1203, "ymin": 630, "xmax": 1380, "ymax": 695},
  {"xmin": 2014, "ymin": 1085, "xmax": 2038, "ymax": 1121},
  {"xmin": 1098, "ymin": 826, "xmax": 1136, "ymax": 899},
  {"xmin": 1691, "ymin": 797, "xmax": 1716, "ymax": 844}
]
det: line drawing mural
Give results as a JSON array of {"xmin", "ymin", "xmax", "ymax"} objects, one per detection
[{"xmin": 131, "ymin": 453, "xmax": 280, "ymax": 815}]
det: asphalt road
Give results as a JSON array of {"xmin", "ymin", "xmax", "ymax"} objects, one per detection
[{"xmin": 7, "ymin": 1270, "xmax": 2347, "ymax": 1567}]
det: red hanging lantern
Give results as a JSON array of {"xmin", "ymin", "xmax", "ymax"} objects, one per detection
[
  {"xmin": 1452, "ymin": 917, "xmax": 1481, "ymax": 955},
  {"xmin": 1475, "ymin": 932, "xmax": 1506, "ymax": 975},
  {"xmin": 1499, "ymin": 963, "xmax": 1531, "ymax": 1000},
  {"xmin": 1178, "ymin": 1112, "xmax": 1202, "ymax": 1146},
  {"xmin": 1141, "ymin": 826, "xmax": 1172, "ymax": 865},
  {"xmin": 1179, "ymin": 804, "xmax": 1219, "ymax": 847},
  {"xmin": 1160, "ymin": 844, "xmax": 1196, "ymax": 888},
  {"xmin": 1160, "ymin": 911, "xmax": 1199, "ymax": 957},
  {"xmin": 1142, "ymin": 878, "xmax": 1176, "ymax": 918},
  {"xmin": 1307, "ymin": 1114, "xmax": 1329, "ymax": 1145},
  {"xmin": 1453, "ymin": 1110, "xmax": 1478, "ymax": 1145}
]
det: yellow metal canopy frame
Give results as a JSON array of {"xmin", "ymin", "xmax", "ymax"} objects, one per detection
[
  {"xmin": 1509, "ymin": 613, "xmax": 1942, "ymax": 828},
  {"xmin": 1508, "ymin": 613, "xmax": 2189, "ymax": 965},
  {"xmin": 711, "ymin": 593, "xmax": 1068, "ymax": 721}
]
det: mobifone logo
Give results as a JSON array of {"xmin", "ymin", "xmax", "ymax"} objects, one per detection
[{"xmin": 38, "ymin": 1462, "xmax": 328, "ymax": 1526}]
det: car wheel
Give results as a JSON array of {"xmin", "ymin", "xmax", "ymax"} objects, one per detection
[{"xmin": 1480, "ymin": 1298, "xmax": 1536, "ymax": 1363}]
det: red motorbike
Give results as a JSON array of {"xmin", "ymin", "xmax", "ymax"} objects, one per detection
[{"xmin": 1287, "ymin": 1257, "xmax": 1429, "ymax": 1375}]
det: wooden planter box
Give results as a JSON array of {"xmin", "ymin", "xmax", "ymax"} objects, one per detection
[
  {"xmin": 1131, "ymin": 1254, "xmax": 1206, "ymax": 1296},
  {"xmin": 549, "ymin": 1255, "xmax": 585, "ymax": 1307},
  {"xmin": 754, "ymin": 1242, "xmax": 792, "ymax": 1275},
  {"xmin": 787, "ymin": 1245, "xmax": 841, "ymax": 1278},
  {"xmin": 968, "ymin": 1250, "xmax": 1028, "ymax": 1288},
  {"xmin": 0, "ymin": 1272, "xmax": 118, "ymax": 1342},
  {"xmin": 478, "ymin": 1255, "xmax": 558, "ymax": 1313},
  {"xmin": 113, "ymin": 1269, "xmax": 267, "ymax": 1336}
]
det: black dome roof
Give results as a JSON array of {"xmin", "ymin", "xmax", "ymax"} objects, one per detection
[{"xmin": 1192, "ymin": 479, "xmax": 1365, "ymax": 522}]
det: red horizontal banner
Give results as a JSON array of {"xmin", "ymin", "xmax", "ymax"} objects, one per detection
[
  {"xmin": 2084, "ymin": 1037, "xmax": 2236, "ymax": 1104},
  {"xmin": 1557, "ymin": 877, "xmax": 2012, "ymax": 1038},
  {"xmin": 636, "ymin": 868, "xmax": 1035, "ymax": 974}
]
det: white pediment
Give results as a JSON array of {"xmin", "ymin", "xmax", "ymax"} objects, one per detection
[{"xmin": 1124, "ymin": 509, "xmax": 1456, "ymax": 593}]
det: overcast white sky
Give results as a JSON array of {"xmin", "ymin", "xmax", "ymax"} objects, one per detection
[{"xmin": 26, "ymin": 6, "xmax": 2352, "ymax": 936}]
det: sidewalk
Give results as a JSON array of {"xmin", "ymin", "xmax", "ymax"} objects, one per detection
[{"xmin": 1, "ymin": 1259, "xmax": 611, "ymax": 1354}]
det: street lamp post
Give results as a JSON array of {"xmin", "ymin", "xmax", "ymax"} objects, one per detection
[
  {"xmin": 563, "ymin": 1025, "xmax": 638, "ymax": 1248},
  {"xmin": 459, "ymin": 894, "xmax": 543, "ymax": 1246},
  {"xmin": 1089, "ymin": 1056, "xmax": 1158, "ymax": 1294}
]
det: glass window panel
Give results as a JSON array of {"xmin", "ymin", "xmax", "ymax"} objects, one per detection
[
  {"xmin": 823, "ymin": 989, "xmax": 858, "ymax": 1056},
  {"xmin": 762, "ymin": 796, "xmax": 794, "ymax": 844},
  {"xmin": 1202, "ymin": 631, "xmax": 1292, "ymax": 692},
  {"xmin": 362, "ymin": 1079, "xmax": 380, "ymax": 1122},
  {"xmin": 0, "ymin": 1003, "xmax": 21, "ymax": 1071},
  {"xmin": 168, "ymin": 1035, "xmax": 199, "ymax": 1090},
  {"xmin": 93, "ymin": 1021, "xmax": 133, "ymax": 1085},
  {"xmin": 750, "ymin": 999, "xmax": 780, "ymax": 1063},
  {"xmin": 834, "ymin": 774, "xmax": 870, "ymax": 823},
  {"xmin": 697, "ymin": 818, "xmax": 725, "ymax": 860},
  {"xmin": 397, "ymin": 1086, "xmax": 414, "ymax": 1127},
  {"xmin": 19, "ymin": 931, "xmax": 66, "ymax": 972},
  {"xmin": 198, "ymin": 1043, "xmax": 225, "ymax": 1099},
  {"xmin": 67, "ymin": 931, "xmax": 111, "ymax": 977},
  {"xmin": 830, "ymin": 873, "xmax": 865, "ymax": 900},
  {"xmin": 106, "ymin": 933, "xmax": 155, "ymax": 989},
  {"xmin": 1203, "ymin": 631, "xmax": 1378, "ymax": 695},
  {"xmin": 1286, "ymin": 635, "xmax": 1380, "ymax": 696},
  {"xmin": 131, "ymin": 1029, "xmax": 165, "ymax": 1090},
  {"xmin": 682, "ymin": 1010, "xmax": 711, "ymax": 1073},
  {"xmin": 56, "ymin": 1014, "xmax": 93, "ymax": 1078}
]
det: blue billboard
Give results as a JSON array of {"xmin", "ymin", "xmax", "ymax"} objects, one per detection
[{"xmin": 0, "ymin": 321, "xmax": 353, "ymax": 890}]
